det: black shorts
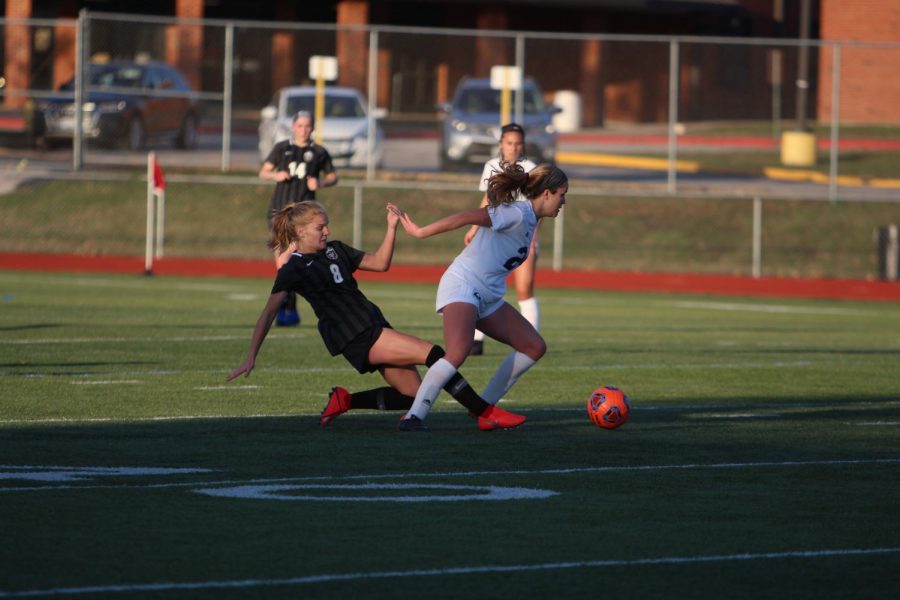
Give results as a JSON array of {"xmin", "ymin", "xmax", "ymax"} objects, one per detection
[{"xmin": 341, "ymin": 325, "xmax": 386, "ymax": 374}]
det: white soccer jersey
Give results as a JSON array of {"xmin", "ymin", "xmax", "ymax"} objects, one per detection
[
  {"xmin": 437, "ymin": 200, "xmax": 537, "ymax": 313},
  {"xmin": 479, "ymin": 157, "xmax": 537, "ymax": 193}
]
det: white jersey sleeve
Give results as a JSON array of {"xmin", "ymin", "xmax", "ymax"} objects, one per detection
[{"xmin": 478, "ymin": 157, "xmax": 537, "ymax": 192}]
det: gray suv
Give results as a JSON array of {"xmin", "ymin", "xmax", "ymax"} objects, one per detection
[{"xmin": 437, "ymin": 77, "xmax": 560, "ymax": 170}]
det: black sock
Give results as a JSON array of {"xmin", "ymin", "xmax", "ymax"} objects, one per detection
[
  {"xmin": 425, "ymin": 345, "xmax": 489, "ymax": 415},
  {"xmin": 350, "ymin": 387, "xmax": 413, "ymax": 411},
  {"xmin": 444, "ymin": 372, "xmax": 490, "ymax": 416}
]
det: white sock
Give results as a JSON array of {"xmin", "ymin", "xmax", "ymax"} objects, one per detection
[
  {"xmin": 481, "ymin": 351, "xmax": 537, "ymax": 405},
  {"xmin": 473, "ymin": 329, "xmax": 485, "ymax": 342},
  {"xmin": 518, "ymin": 297, "xmax": 540, "ymax": 331},
  {"xmin": 405, "ymin": 358, "xmax": 456, "ymax": 421}
]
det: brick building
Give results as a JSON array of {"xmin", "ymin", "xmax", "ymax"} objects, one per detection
[{"xmin": 2, "ymin": 1, "xmax": 898, "ymax": 125}]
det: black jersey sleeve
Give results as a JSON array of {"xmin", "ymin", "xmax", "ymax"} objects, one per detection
[
  {"xmin": 263, "ymin": 140, "xmax": 287, "ymax": 166},
  {"xmin": 270, "ymin": 255, "xmax": 300, "ymax": 294}
]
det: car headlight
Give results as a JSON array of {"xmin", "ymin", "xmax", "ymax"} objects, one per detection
[
  {"xmin": 451, "ymin": 119, "xmax": 468, "ymax": 133},
  {"xmin": 82, "ymin": 101, "xmax": 126, "ymax": 113}
]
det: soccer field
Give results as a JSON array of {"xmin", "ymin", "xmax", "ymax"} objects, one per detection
[{"xmin": 1, "ymin": 270, "xmax": 899, "ymax": 598}]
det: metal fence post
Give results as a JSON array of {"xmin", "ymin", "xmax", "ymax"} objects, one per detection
[
  {"xmin": 73, "ymin": 9, "xmax": 89, "ymax": 171},
  {"xmin": 353, "ymin": 185, "xmax": 363, "ymax": 249},
  {"xmin": 667, "ymin": 38, "xmax": 680, "ymax": 194},
  {"xmin": 515, "ymin": 33, "xmax": 525, "ymax": 124},
  {"xmin": 367, "ymin": 29, "xmax": 378, "ymax": 180},
  {"xmin": 828, "ymin": 43, "xmax": 841, "ymax": 203},
  {"xmin": 752, "ymin": 197, "xmax": 762, "ymax": 278},
  {"xmin": 221, "ymin": 22, "xmax": 234, "ymax": 173}
]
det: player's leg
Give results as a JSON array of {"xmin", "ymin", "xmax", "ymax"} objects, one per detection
[
  {"xmin": 273, "ymin": 248, "xmax": 300, "ymax": 326},
  {"xmin": 371, "ymin": 326, "xmax": 516, "ymax": 426},
  {"xmin": 477, "ymin": 303, "xmax": 546, "ymax": 404},
  {"xmin": 401, "ymin": 303, "xmax": 478, "ymax": 425}
]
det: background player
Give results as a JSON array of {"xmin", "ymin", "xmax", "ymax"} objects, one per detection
[{"xmin": 258, "ymin": 111, "xmax": 338, "ymax": 326}]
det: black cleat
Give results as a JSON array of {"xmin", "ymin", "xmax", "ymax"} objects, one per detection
[
  {"xmin": 398, "ymin": 415, "xmax": 429, "ymax": 432},
  {"xmin": 469, "ymin": 340, "xmax": 484, "ymax": 356}
]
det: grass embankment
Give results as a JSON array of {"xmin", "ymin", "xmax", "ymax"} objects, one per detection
[{"xmin": 1, "ymin": 178, "xmax": 897, "ymax": 278}]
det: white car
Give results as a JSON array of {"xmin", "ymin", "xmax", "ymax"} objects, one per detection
[{"xmin": 258, "ymin": 86, "xmax": 386, "ymax": 168}]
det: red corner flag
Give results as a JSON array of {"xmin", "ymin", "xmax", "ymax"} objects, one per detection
[{"xmin": 152, "ymin": 156, "xmax": 166, "ymax": 192}]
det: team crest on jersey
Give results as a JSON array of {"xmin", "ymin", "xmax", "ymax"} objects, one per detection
[
  {"xmin": 303, "ymin": 150, "xmax": 314, "ymax": 162},
  {"xmin": 325, "ymin": 246, "xmax": 338, "ymax": 261}
]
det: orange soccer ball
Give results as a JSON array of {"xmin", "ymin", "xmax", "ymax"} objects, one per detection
[{"xmin": 587, "ymin": 386, "xmax": 631, "ymax": 429}]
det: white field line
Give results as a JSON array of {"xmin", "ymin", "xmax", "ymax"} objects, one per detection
[
  {"xmin": 664, "ymin": 300, "xmax": 897, "ymax": 317},
  {"xmin": 0, "ymin": 413, "xmax": 304, "ymax": 426},
  {"xmin": 1, "ymin": 458, "xmax": 898, "ymax": 493},
  {"xmin": 1, "ymin": 547, "xmax": 898, "ymax": 597}
]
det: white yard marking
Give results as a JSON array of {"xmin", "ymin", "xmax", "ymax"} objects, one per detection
[
  {"xmin": 0, "ymin": 465, "xmax": 213, "ymax": 483},
  {"xmin": 70, "ymin": 380, "xmax": 142, "ymax": 386},
  {"xmin": 194, "ymin": 385, "xmax": 261, "ymax": 391},
  {"xmin": 1, "ymin": 458, "xmax": 897, "ymax": 493},
  {"xmin": 194, "ymin": 482, "xmax": 558, "ymax": 502},
  {"xmin": 665, "ymin": 300, "xmax": 894, "ymax": 317},
  {"xmin": 1, "ymin": 547, "xmax": 897, "ymax": 597},
  {"xmin": 857, "ymin": 421, "xmax": 900, "ymax": 426}
]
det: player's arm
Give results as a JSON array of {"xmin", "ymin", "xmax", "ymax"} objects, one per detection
[
  {"xmin": 359, "ymin": 204, "xmax": 401, "ymax": 272},
  {"xmin": 259, "ymin": 161, "xmax": 289, "ymax": 182},
  {"xmin": 399, "ymin": 207, "xmax": 491, "ymax": 240},
  {"xmin": 226, "ymin": 291, "xmax": 286, "ymax": 380}
]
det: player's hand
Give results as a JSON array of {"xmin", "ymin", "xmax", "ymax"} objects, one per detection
[
  {"xmin": 307, "ymin": 176, "xmax": 319, "ymax": 191},
  {"xmin": 464, "ymin": 226, "xmax": 478, "ymax": 246},
  {"xmin": 274, "ymin": 171, "xmax": 291, "ymax": 182},
  {"xmin": 385, "ymin": 203, "xmax": 401, "ymax": 227},
  {"xmin": 398, "ymin": 212, "xmax": 424, "ymax": 238},
  {"xmin": 226, "ymin": 359, "xmax": 254, "ymax": 381}
]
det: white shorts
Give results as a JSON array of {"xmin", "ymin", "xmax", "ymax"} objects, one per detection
[{"xmin": 435, "ymin": 271, "xmax": 506, "ymax": 320}]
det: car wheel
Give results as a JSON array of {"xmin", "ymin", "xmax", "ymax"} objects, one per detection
[
  {"xmin": 125, "ymin": 117, "xmax": 145, "ymax": 151},
  {"xmin": 176, "ymin": 113, "xmax": 197, "ymax": 149}
]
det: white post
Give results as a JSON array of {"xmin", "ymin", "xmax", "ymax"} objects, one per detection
[
  {"xmin": 145, "ymin": 152, "xmax": 156, "ymax": 275},
  {"xmin": 752, "ymin": 197, "xmax": 762, "ymax": 279},
  {"xmin": 552, "ymin": 206, "xmax": 564, "ymax": 272},
  {"xmin": 155, "ymin": 188, "xmax": 166, "ymax": 259}
]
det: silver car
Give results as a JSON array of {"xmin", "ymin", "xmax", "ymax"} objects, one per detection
[
  {"xmin": 258, "ymin": 86, "xmax": 386, "ymax": 168},
  {"xmin": 437, "ymin": 77, "xmax": 560, "ymax": 170}
]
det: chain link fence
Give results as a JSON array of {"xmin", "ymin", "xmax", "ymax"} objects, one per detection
[{"xmin": 1, "ymin": 12, "xmax": 898, "ymax": 279}]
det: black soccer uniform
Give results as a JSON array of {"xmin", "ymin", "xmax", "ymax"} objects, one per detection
[
  {"xmin": 271, "ymin": 241, "xmax": 390, "ymax": 371},
  {"xmin": 264, "ymin": 139, "xmax": 335, "ymax": 220}
]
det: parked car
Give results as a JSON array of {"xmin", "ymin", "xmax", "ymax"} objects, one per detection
[
  {"xmin": 258, "ymin": 86, "xmax": 386, "ymax": 168},
  {"xmin": 38, "ymin": 61, "xmax": 201, "ymax": 150},
  {"xmin": 437, "ymin": 77, "xmax": 561, "ymax": 169}
]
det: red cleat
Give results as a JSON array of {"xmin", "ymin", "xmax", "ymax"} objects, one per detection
[
  {"xmin": 320, "ymin": 387, "xmax": 352, "ymax": 425},
  {"xmin": 477, "ymin": 405, "xmax": 527, "ymax": 431}
]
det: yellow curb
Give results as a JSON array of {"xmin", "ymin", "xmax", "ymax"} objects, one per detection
[
  {"xmin": 763, "ymin": 166, "xmax": 814, "ymax": 181},
  {"xmin": 870, "ymin": 178, "xmax": 900, "ymax": 189},
  {"xmin": 764, "ymin": 166, "xmax": 867, "ymax": 187},
  {"xmin": 557, "ymin": 151, "xmax": 700, "ymax": 173}
]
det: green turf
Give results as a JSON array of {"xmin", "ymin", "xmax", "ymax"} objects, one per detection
[{"xmin": 1, "ymin": 270, "xmax": 899, "ymax": 598}]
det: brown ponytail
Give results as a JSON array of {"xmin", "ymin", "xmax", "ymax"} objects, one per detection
[
  {"xmin": 268, "ymin": 201, "xmax": 328, "ymax": 254},
  {"xmin": 486, "ymin": 162, "xmax": 568, "ymax": 207}
]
